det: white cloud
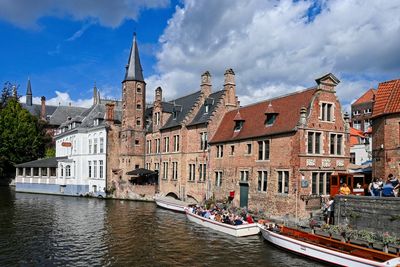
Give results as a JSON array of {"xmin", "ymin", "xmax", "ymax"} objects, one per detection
[
  {"xmin": 0, "ymin": 0, "xmax": 170, "ymax": 28},
  {"xmin": 149, "ymin": 0, "xmax": 400, "ymax": 108},
  {"xmin": 21, "ymin": 91, "xmax": 93, "ymax": 108}
]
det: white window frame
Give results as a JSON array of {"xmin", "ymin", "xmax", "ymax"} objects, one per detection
[
  {"xmin": 277, "ymin": 170, "xmax": 290, "ymax": 194},
  {"xmin": 257, "ymin": 170, "xmax": 268, "ymax": 192},
  {"xmin": 307, "ymin": 131, "xmax": 322, "ymax": 155},
  {"xmin": 215, "ymin": 171, "xmax": 222, "ymax": 187},
  {"xmin": 240, "ymin": 170, "xmax": 249, "ymax": 182},
  {"xmin": 319, "ymin": 101, "xmax": 335, "ymax": 122}
]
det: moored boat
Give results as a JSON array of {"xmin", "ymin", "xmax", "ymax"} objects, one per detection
[
  {"xmin": 186, "ymin": 210, "xmax": 260, "ymax": 237},
  {"xmin": 258, "ymin": 224, "xmax": 400, "ymax": 267},
  {"xmin": 155, "ymin": 196, "xmax": 188, "ymax": 213}
]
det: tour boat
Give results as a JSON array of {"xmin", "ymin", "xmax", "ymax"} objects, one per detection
[
  {"xmin": 155, "ymin": 196, "xmax": 188, "ymax": 213},
  {"xmin": 258, "ymin": 224, "xmax": 400, "ymax": 267},
  {"xmin": 185, "ymin": 211, "xmax": 260, "ymax": 237}
]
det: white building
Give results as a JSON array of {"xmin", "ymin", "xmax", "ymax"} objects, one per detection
[{"xmin": 16, "ymin": 98, "xmax": 121, "ymax": 197}]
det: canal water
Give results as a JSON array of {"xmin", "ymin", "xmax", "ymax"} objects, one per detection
[{"xmin": 0, "ymin": 187, "xmax": 324, "ymax": 266}]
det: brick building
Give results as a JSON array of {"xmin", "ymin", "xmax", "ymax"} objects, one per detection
[
  {"xmin": 371, "ymin": 79, "xmax": 400, "ymax": 179},
  {"xmin": 351, "ymin": 88, "xmax": 375, "ymax": 132},
  {"xmin": 209, "ymin": 73, "xmax": 350, "ymax": 219},
  {"xmin": 106, "ymin": 35, "xmax": 238, "ymax": 200}
]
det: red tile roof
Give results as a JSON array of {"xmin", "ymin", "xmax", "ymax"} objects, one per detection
[
  {"xmin": 210, "ymin": 88, "xmax": 317, "ymax": 143},
  {"xmin": 349, "ymin": 127, "xmax": 364, "ymax": 146},
  {"xmin": 352, "ymin": 88, "xmax": 376, "ymax": 105},
  {"xmin": 372, "ymin": 79, "xmax": 400, "ymax": 118}
]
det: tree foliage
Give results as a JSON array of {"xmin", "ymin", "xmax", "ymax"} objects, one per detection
[
  {"xmin": 0, "ymin": 98, "xmax": 46, "ymax": 178},
  {"xmin": 1, "ymin": 82, "xmax": 19, "ymax": 109}
]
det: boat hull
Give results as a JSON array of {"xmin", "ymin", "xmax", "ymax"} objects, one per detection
[
  {"xmin": 259, "ymin": 225, "xmax": 400, "ymax": 267},
  {"xmin": 186, "ymin": 211, "xmax": 260, "ymax": 237},
  {"xmin": 155, "ymin": 197, "xmax": 187, "ymax": 213}
]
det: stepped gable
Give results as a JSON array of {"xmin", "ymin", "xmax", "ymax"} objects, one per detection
[
  {"xmin": 353, "ymin": 88, "xmax": 376, "ymax": 105},
  {"xmin": 160, "ymin": 90, "xmax": 202, "ymax": 130},
  {"xmin": 210, "ymin": 88, "xmax": 316, "ymax": 143},
  {"xmin": 372, "ymin": 79, "xmax": 400, "ymax": 118},
  {"xmin": 188, "ymin": 90, "xmax": 224, "ymax": 126}
]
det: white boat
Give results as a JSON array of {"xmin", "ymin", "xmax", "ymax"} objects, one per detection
[
  {"xmin": 258, "ymin": 224, "xmax": 400, "ymax": 267},
  {"xmin": 186, "ymin": 211, "xmax": 260, "ymax": 237},
  {"xmin": 155, "ymin": 196, "xmax": 188, "ymax": 213}
]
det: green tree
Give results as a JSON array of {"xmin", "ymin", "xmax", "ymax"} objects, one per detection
[
  {"xmin": 0, "ymin": 82, "xmax": 19, "ymax": 109},
  {"xmin": 0, "ymin": 98, "xmax": 45, "ymax": 180}
]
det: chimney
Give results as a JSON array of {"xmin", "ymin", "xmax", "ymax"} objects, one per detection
[
  {"xmin": 155, "ymin": 87, "xmax": 162, "ymax": 102},
  {"xmin": 40, "ymin": 96, "xmax": 46, "ymax": 120},
  {"xmin": 200, "ymin": 71, "xmax": 212, "ymax": 97},
  {"xmin": 224, "ymin": 68, "xmax": 236, "ymax": 107},
  {"xmin": 106, "ymin": 102, "xmax": 115, "ymax": 123}
]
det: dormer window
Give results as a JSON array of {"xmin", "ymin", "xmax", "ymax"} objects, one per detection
[
  {"xmin": 205, "ymin": 104, "xmax": 209, "ymax": 114},
  {"xmin": 234, "ymin": 121, "xmax": 244, "ymax": 131},
  {"xmin": 172, "ymin": 105, "xmax": 182, "ymax": 120},
  {"xmin": 233, "ymin": 110, "xmax": 244, "ymax": 132},
  {"xmin": 94, "ymin": 119, "xmax": 99, "ymax": 126},
  {"xmin": 264, "ymin": 102, "xmax": 278, "ymax": 126},
  {"xmin": 265, "ymin": 114, "xmax": 276, "ymax": 126},
  {"xmin": 72, "ymin": 122, "xmax": 76, "ymax": 128}
]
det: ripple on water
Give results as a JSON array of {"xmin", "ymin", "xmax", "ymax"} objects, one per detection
[{"xmin": 0, "ymin": 188, "xmax": 325, "ymax": 267}]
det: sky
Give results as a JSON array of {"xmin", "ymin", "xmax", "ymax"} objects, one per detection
[{"xmin": 0, "ymin": 0, "xmax": 399, "ymax": 111}]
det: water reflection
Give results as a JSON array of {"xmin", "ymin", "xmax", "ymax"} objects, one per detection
[{"xmin": 0, "ymin": 187, "xmax": 324, "ymax": 266}]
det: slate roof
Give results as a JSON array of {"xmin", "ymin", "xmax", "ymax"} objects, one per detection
[
  {"xmin": 210, "ymin": 88, "xmax": 317, "ymax": 144},
  {"xmin": 124, "ymin": 34, "xmax": 144, "ymax": 82},
  {"xmin": 160, "ymin": 90, "xmax": 202, "ymax": 130},
  {"xmin": 15, "ymin": 157, "xmax": 67, "ymax": 168},
  {"xmin": 21, "ymin": 103, "xmax": 58, "ymax": 118},
  {"xmin": 353, "ymin": 88, "xmax": 376, "ymax": 105},
  {"xmin": 187, "ymin": 90, "xmax": 225, "ymax": 127},
  {"xmin": 372, "ymin": 79, "xmax": 400, "ymax": 118},
  {"xmin": 49, "ymin": 106, "xmax": 88, "ymax": 126}
]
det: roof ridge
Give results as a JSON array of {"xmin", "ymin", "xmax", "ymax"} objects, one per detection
[
  {"xmin": 229, "ymin": 86, "xmax": 316, "ymax": 112},
  {"xmin": 167, "ymin": 90, "xmax": 201, "ymax": 102}
]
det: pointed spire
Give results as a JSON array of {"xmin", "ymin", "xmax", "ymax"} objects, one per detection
[
  {"xmin": 124, "ymin": 32, "xmax": 144, "ymax": 82},
  {"xmin": 93, "ymin": 82, "xmax": 98, "ymax": 105},
  {"xmin": 26, "ymin": 77, "xmax": 32, "ymax": 106}
]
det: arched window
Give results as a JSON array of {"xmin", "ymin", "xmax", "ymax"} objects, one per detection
[{"xmin": 65, "ymin": 165, "xmax": 71, "ymax": 177}]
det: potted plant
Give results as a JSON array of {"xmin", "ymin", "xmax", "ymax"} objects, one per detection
[
  {"xmin": 357, "ymin": 229, "xmax": 376, "ymax": 248},
  {"xmin": 380, "ymin": 232, "xmax": 398, "ymax": 253}
]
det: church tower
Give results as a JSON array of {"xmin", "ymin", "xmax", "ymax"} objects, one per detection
[
  {"xmin": 119, "ymin": 33, "xmax": 146, "ymax": 169},
  {"xmin": 26, "ymin": 78, "xmax": 33, "ymax": 106}
]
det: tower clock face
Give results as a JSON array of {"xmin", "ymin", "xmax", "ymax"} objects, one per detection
[{"xmin": 202, "ymin": 76, "xmax": 207, "ymax": 83}]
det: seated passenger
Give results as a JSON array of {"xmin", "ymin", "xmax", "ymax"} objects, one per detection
[
  {"xmin": 246, "ymin": 214, "xmax": 254, "ymax": 224},
  {"xmin": 382, "ymin": 181, "xmax": 394, "ymax": 197},
  {"xmin": 339, "ymin": 183, "xmax": 351, "ymax": 195}
]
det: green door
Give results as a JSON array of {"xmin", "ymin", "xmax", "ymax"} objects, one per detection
[{"xmin": 239, "ymin": 182, "xmax": 249, "ymax": 208}]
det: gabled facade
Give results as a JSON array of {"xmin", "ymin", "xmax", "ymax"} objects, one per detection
[
  {"xmin": 209, "ymin": 73, "xmax": 350, "ymax": 219},
  {"xmin": 351, "ymin": 88, "xmax": 375, "ymax": 132},
  {"xmin": 371, "ymin": 79, "xmax": 400, "ymax": 178}
]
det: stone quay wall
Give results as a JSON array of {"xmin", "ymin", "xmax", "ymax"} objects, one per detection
[{"xmin": 334, "ymin": 195, "xmax": 400, "ymax": 236}]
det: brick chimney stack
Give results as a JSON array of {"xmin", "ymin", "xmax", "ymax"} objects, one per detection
[
  {"xmin": 224, "ymin": 68, "xmax": 237, "ymax": 107},
  {"xmin": 105, "ymin": 102, "xmax": 115, "ymax": 123},
  {"xmin": 155, "ymin": 87, "xmax": 162, "ymax": 102},
  {"xmin": 40, "ymin": 96, "xmax": 46, "ymax": 120},
  {"xmin": 200, "ymin": 71, "xmax": 212, "ymax": 97}
]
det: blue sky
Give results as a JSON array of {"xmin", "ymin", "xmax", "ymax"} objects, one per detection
[{"xmin": 0, "ymin": 0, "xmax": 399, "ymax": 110}]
